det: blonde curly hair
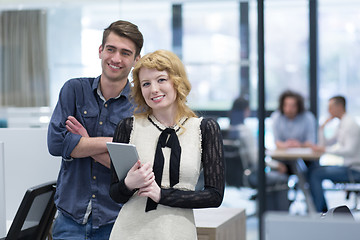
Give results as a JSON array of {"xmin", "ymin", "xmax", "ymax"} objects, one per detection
[{"xmin": 131, "ymin": 49, "xmax": 197, "ymax": 124}]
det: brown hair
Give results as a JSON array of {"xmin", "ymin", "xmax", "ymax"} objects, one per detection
[
  {"xmin": 278, "ymin": 90, "xmax": 305, "ymax": 115},
  {"xmin": 102, "ymin": 20, "xmax": 143, "ymax": 57},
  {"xmin": 330, "ymin": 95, "xmax": 346, "ymax": 110},
  {"xmin": 131, "ymin": 49, "xmax": 197, "ymax": 124}
]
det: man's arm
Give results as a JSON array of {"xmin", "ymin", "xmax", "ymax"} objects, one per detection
[{"xmin": 66, "ymin": 116, "xmax": 112, "ymax": 168}]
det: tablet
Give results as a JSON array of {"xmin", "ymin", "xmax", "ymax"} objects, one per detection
[{"xmin": 106, "ymin": 142, "xmax": 139, "ymax": 180}]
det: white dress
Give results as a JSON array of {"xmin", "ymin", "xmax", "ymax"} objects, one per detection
[{"xmin": 110, "ymin": 116, "xmax": 203, "ymax": 240}]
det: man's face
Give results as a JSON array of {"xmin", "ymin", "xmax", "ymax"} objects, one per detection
[
  {"xmin": 99, "ymin": 32, "xmax": 140, "ymax": 83},
  {"xmin": 283, "ymin": 97, "xmax": 298, "ymax": 119},
  {"xmin": 328, "ymin": 99, "xmax": 339, "ymax": 118}
]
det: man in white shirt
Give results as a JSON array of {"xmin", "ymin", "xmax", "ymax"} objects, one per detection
[{"xmin": 309, "ymin": 95, "xmax": 360, "ymax": 212}]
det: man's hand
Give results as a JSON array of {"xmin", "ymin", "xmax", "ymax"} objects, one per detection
[
  {"xmin": 285, "ymin": 139, "xmax": 302, "ymax": 148},
  {"xmin": 320, "ymin": 116, "xmax": 335, "ymax": 129},
  {"xmin": 66, "ymin": 116, "xmax": 89, "ymax": 137},
  {"xmin": 311, "ymin": 145, "xmax": 325, "ymax": 153}
]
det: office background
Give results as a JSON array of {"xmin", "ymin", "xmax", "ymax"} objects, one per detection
[{"xmin": 1, "ymin": 0, "xmax": 360, "ymax": 239}]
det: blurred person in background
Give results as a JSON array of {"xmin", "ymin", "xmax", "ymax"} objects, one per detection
[
  {"xmin": 271, "ymin": 90, "xmax": 318, "ymax": 174},
  {"xmin": 309, "ymin": 95, "xmax": 360, "ymax": 212}
]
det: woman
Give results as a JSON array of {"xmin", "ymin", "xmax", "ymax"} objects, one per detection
[{"xmin": 109, "ymin": 49, "xmax": 225, "ymax": 239}]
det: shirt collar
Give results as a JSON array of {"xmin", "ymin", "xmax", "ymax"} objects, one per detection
[{"xmin": 93, "ymin": 75, "xmax": 131, "ymax": 102}]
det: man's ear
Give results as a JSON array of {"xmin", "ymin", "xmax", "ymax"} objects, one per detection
[
  {"xmin": 98, "ymin": 45, "xmax": 103, "ymax": 59},
  {"xmin": 135, "ymin": 54, "xmax": 141, "ymax": 62}
]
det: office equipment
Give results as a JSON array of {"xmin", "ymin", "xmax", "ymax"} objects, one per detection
[
  {"xmin": 224, "ymin": 139, "xmax": 290, "ymax": 211},
  {"xmin": 264, "ymin": 211, "xmax": 360, "ymax": 240},
  {"xmin": 106, "ymin": 142, "xmax": 139, "ymax": 180},
  {"xmin": 0, "ymin": 181, "xmax": 57, "ymax": 240}
]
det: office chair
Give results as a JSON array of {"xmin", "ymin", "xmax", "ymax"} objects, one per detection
[
  {"xmin": 330, "ymin": 163, "xmax": 360, "ymax": 210},
  {"xmin": 223, "ymin": 138, "xmax": 290, "ymax": 211},
  {"xmin": 321, "ymin": 205, "xmax": 354, "ymax": 220},
  {"xmin": 1, "ymin": 181, "xmax": 57, "ymax": 240}
]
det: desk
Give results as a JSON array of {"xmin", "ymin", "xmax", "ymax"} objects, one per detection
[
  {"xmin": 194, "ymin": 208, "xmax": 246, "ymax": 240},
  {"xmin": 266, "ymin": 148, "xmax": 322, "ymax": 213},
  {"xmin": 266, "ymin": 148, "xmax": 322, "ymax": 161}
]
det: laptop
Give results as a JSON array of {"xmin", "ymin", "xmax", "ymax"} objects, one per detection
[{"xmin": 106, "ymin": 142, "xmax": 139, "ymax": 180}]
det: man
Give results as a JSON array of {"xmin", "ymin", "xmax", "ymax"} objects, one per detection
[
  {"xmin": 309, "ymin": 95, "xmax": 360, "ymax": 212},
  {"xmin": 47, "ymin": 20, "xmax": 143, "ymax": 239},
  {"xmin": 271, "ymin": 90, "xmax": 317, "ymax": 174}
]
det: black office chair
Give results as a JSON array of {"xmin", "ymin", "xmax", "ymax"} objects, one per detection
[
  {"xmin": 329, "ymin": 163, "xmax": 360, "ymax": 210},
  {"xmin": 1, "ymin": 181, "xmax": 57, "ymax": 240},
  {"xmin": 223, "ymin": 138, "xmax": 291, "ymax": 211}
]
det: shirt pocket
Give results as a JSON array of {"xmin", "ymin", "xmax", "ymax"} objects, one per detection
[
  {"xmin": 109, "ymin": 114, "xmax": 123, "ymax": 128},
  {"xmin": 79, "ymin": 107, "xmax": 98, "ymax": 136}
]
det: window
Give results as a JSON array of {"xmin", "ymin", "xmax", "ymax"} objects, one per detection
[
  {"xmin": 183, "ymin": 1, "xmax": 240, "ymax": 111},
  {"xmin": 318, "ymin": 0, "xmax": 360, "ymax": 119}
]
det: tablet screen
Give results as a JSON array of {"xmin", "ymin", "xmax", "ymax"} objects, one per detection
[{"xmin": 106, "ymin": 142, "xmax": 139, "ymax": 180}]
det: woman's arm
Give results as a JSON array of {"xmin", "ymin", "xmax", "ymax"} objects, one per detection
[
  {"xmin": 159, "ymin": 118, "xmax": 225, "ymax": 208},
  {"xmin": 109, "ymin": 117, "xmax": 137, "ymax": 203}
]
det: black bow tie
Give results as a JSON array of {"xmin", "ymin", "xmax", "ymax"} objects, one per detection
[{"xmin": 145, "ymin": 127, "xmax": 181, "ymax": 212}]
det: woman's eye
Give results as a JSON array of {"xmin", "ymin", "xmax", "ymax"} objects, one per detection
[
  {"xmin": 158, "ymin": 78, "xmax": 167, "ymax": 82},
  {"xmin": 142, "ymin": 82, "xmax": 150, "ymax": 87}
]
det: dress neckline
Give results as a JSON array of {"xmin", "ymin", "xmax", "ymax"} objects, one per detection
[{"xmin": 148, "ymin": 115, "xmax": 187, "ymax": 133}]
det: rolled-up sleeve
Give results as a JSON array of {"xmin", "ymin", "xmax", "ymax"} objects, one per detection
[{"xmin": 47, "ymin": 80, "xmax": 82, "ymax": 159}]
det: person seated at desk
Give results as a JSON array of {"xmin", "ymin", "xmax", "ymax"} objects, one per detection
[
  {"xmin": 227, "ymin": 96, "xmax": 290, "ymax": 210},
  {"xmin": 228, "ymin": 96, "xmax": 287, "ymax": 175},
  {"xmin": 309, "ymin": 95, "xmax": 360, "ymax": 213},
  {"xmin": 271, "ymin": 90, "xmax": 318, "ymax": 174}
]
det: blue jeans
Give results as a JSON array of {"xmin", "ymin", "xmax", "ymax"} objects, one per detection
[
  {"xmin": 52, "ymin": 211, "xmax": 114, "ymax": 240},
  {"xmin": 308, "ymin": 166, "xmax": 360, "ymax": 212}
]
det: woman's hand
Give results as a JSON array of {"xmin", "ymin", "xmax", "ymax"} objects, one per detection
[
  {"xmin": 124, "ymin": 161, "xmax": 155, "ymax": 191},
  {"xmin": 138, "ymin": 180, "xmax": 161, "ymax": 203}
]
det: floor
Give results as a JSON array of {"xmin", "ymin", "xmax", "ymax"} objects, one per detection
[{"xmin": 220, "ymin": 183, "xmax": 360, "ymax": 240}]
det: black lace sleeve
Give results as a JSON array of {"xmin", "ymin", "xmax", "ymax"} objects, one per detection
[
  {"xmin": 159, "ymin": 118, "xmax": 225, "ymax": 208},
  {"xmin": 109, "ymin": 117, "xmax": 137, "ymax": 203}
]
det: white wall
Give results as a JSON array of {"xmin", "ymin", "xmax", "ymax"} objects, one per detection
[
  {"xmin": 0, "ymin": 142, "xmax": 5, "ymax": 236},
  {"xmin": 0, "ymin": 128, "xmax": 60, "ymax": 236}
]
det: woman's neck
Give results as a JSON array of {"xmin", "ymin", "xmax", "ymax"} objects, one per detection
[{"xmin": 152, "ymin": 112, "xmax": 177, "ymax": 127}]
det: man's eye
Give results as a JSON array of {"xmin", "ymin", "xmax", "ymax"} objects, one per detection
[{"xmin": 122, "ymin": 52, "xmax": 131, "ymax": 56}]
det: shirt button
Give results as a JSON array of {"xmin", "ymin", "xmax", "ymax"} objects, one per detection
[
  {"xmin": 93, "ymin": 176, "xmax": 96, "ymax": 180},
  {"xmin": 92, "ymin": 194, "xmax": 96, "ymax": 198},
  {"xmin": 99, "ymin": 121, "xmax": 103, "ymax": 125},
  {"xmin": 104, "ymin": 104, "xmax": 108, "ymax": 108},
  {"xmin": 84, "ymin": 110, "xmax": 87, "ymax": 114}
]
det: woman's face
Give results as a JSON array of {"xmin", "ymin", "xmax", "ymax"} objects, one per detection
[{"xmin": 139, "ymin": 67, "xmax": 177, "ymax": 115}]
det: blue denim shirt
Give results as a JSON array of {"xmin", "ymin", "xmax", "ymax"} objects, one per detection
[
  {"xmin": 47, "ymin": 76, "xmax": 134, "ymax": 229},
  {"xmin": 271, "ymin": 110, "xmax": 316, "ymax": 144}
]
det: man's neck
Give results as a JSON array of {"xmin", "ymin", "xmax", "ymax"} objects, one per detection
[
  {"xmin": 100, "ymin": 77, "xmax": 127, "ymax": 101},
  {"xmin": 338, "ymin": 111, "xmax": 346, "ymax": 119}
]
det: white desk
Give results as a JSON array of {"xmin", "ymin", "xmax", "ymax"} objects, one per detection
[{"xmin": 195, "ymin": 208, "xmax": 246, "ymax": 240}]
